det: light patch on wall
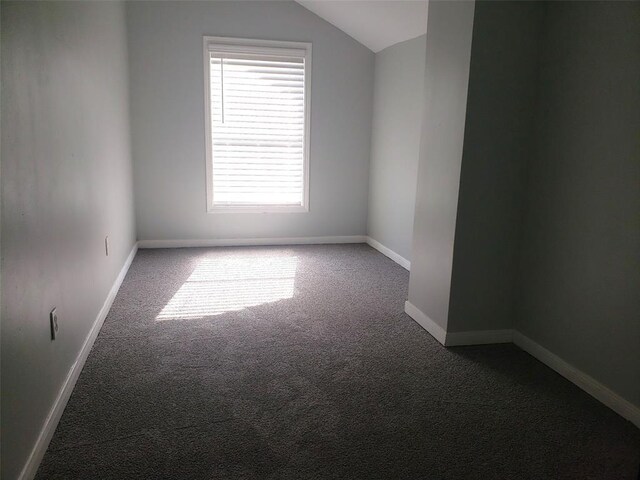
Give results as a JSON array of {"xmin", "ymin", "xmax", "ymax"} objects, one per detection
[{"xmin": 156, "ymin": 255, "xmax": 297, "ymax": 320}]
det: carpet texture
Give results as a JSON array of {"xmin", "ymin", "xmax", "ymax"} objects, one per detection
[{"xmin": 36, "ymin": 245, "xmax": 640, "ymax": 479}]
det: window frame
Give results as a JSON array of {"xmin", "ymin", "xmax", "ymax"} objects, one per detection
[{"xmin": 203, "ymin": 36, "xmax": 312, "ymax": 214}]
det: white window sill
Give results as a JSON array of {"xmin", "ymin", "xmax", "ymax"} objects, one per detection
[{"xmin": 207, "ymin": 205, "xmax": 309, "ymax": 214}]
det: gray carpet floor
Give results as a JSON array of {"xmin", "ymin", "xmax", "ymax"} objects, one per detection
[{"xmin": 36, "ymin": 245, "xmax": 640, "ymax": 479}]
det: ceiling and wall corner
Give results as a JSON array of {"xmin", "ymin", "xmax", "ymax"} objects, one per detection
[{"xmin": 295, "ymin": 0, "xmax": 428, "ymax": 52}]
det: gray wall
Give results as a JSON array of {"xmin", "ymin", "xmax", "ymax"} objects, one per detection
[
  {"xmin": 127, "ymin": 1, "xmax": 374, "ymax": 241},
  {"xmin": 517, "ymin": 1, "xmax": 640, "ymax": 406},
  {"xmin": 447, "ymin": 1, "xmax": 544, "ymax": 332},
  {"xmin": 407, "ymin": 0, "xmax": 475, "ymax": 329},
  {"xmin": 1, "ymin": 2, "xmax": 136, "ymax": 478},
  {"xmin": 367, "ymin": 35, "xmax": 426, "ymax": 261}
]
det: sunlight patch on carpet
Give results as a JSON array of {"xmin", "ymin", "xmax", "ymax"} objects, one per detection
[{"xmin": 156, "ymin": 255, "xmax": 297, "ymax": 320}]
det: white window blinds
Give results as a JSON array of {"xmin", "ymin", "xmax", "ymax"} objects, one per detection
[{"xmin": 205, "ymin": 39, "xmax": 311, "ymax": 211}]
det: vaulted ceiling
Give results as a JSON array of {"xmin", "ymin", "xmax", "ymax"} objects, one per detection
[{"xmin": 295, "ymin": 1, "xmax": 428, "ymax": 53}]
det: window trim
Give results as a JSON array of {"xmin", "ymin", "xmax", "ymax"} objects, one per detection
[{"xmin": 203, "ymin": 36, "xmax": 312, "ymax": 214}]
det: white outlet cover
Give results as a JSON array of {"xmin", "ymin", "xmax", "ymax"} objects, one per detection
[{"xmin": 50, "ymin": 308, "xmax": 58, "ymax": 340}]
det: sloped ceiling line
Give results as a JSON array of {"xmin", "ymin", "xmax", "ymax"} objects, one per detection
[{"xmin": 295, "ymin": 0, "xmax": 428, "ymax": 53}]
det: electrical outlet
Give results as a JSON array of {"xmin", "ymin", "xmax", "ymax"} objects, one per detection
[
  {"xmin": 50, "ymin": 308, "xmax": 59, "ymax": 340},
  {"xmin": 105, "ymin": 236, "xmax": 109, "ymax": 256}
]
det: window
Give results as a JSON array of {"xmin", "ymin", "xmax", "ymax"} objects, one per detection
[{"xmin": 203, "ymin": 37, "xmax": 311, "ymax": 212}]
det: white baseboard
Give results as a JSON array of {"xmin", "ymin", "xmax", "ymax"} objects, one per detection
[
  {"xmin": 513, "ymin": 331, "xmax": 640, "ymax": 429},
  {"xmin": 138, "ymin": 235, "xmax": 367, "ymax": 249},
  {"xmin": 404, "ymin": 302, "xmax": 512, "ymax": 347},
  {"xmin": 445, "ymin": 329, "xmax": 513, "ymax": 346},
  {"xmin": 404, "ymin": 303, "xmax": 640, "ymax": 427},
  {"xmin": 18, "ymin": 243, "xmax": 139, "ymax": 480},
  {"xmin": 404, "ymin": 301, "xmax": 447, "ymax": 345},
  {"xmin": 366, "ymin": 237, "xmax": 410, "ymax": 270}
]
